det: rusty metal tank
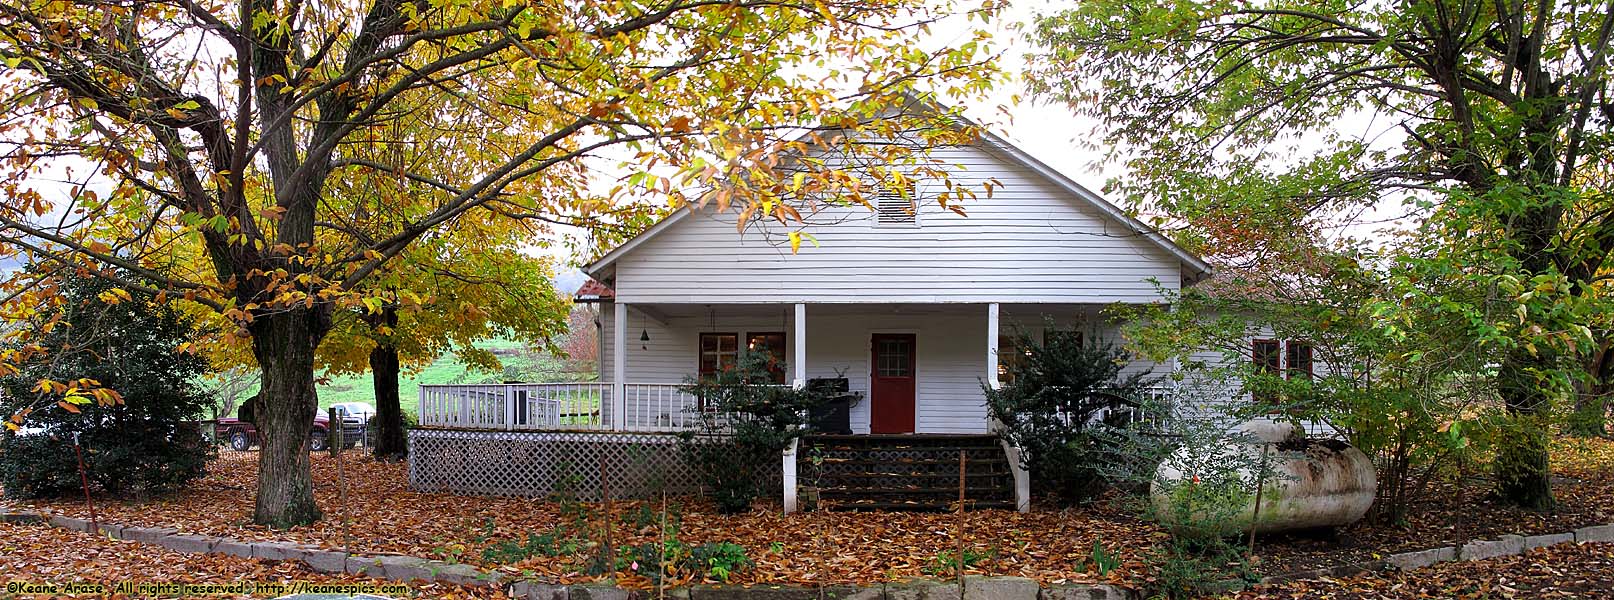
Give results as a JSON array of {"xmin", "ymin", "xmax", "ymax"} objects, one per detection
[{"xmin": 1152, "ymin": 421, "xmax": 1376, "ymax": 534}]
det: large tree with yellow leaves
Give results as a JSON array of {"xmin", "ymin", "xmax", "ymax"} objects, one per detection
[
  {"xmin": 0, "ymin": 0, "xmax": 1003, "ymax": 526},
  {"xmin": 313, "ymin": 212, "xmax": 569, "ymax": 461}
]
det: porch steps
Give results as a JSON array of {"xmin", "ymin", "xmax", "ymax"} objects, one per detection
[{"xmin": 797, "ymin": 434, "xmax": 1016, "ymax": 511}]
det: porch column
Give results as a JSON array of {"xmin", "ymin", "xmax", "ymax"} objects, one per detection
[
  {"xmin": 612, "ymin": 302, "xmax": 627, "ymax": 431},
  {"xmin": 784, "ymin": 303, "xmax": 806, "ymax": 514},
  {"xmin": 793, "ymin": 303, "xmax": 807, "ymax": 389},
  {"xmin": 988, "ymin": 302, "xmax": 1031, "ymax": 513},
  {"xmin": 782, "ymin": 438, "xmax": 800, "ymax": 514},
  {"xmin": 986, "ymin": 303, "xmax": 1000, "ymax": 390}
]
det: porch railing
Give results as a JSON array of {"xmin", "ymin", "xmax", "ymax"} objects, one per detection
[
  {"xmin": 623, "ymin": 383, "xmax": 703, "ymax": 430},
  {"xmin": 1113, "ymin": 383, "xmax": 1339, "ymax": 437},
  {"xmin": 1042, "ymin": 384, "xmax": 1179, "ymax": 431},
  {"xmin": 418, "ymin": 382, "xmax": 710, "ymax": 432},
  {"xmin": 418, "ymin": 382, "xmax": 1316, "ymax": 435}
]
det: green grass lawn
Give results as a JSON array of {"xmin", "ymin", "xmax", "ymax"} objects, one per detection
[
  {"xmin": 209, "ymin": 338, "xmax": 596, "ymax": 419},
  {"xmin": 313, "ymin": 338, "xmax": 594, "ymax": 412}
]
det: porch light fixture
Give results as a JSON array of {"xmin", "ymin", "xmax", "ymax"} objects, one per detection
[{"xmin": 640, "ymin": 329, "xmax": 650, "ymax": 350}]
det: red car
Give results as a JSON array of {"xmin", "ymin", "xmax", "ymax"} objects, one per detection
[{"xmin": 215, "ymin": 411, "xmax": 360, "ymax": 452}]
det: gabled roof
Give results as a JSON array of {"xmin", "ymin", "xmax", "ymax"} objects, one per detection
[
  {"xmin": 584, "ymin": 209, "xmax": 695, "ymax": 279},
  {"xmin": 971, "ymin": 128, "xmax": 1212, "ymax": 280},
  {"xmin": 585, "ymin": 105, "xmax": 1212, "ymax": 283}
]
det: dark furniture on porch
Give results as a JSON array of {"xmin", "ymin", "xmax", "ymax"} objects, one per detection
[{"xmin": 806, "ymin": 377, "xmax": 859, "ymax": 435}]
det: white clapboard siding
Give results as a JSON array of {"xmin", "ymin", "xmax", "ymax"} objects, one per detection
[
  {"xmin": 1179, "ymin": 321, "xmax": 1339, "ymax": 382},
  {"xmin": 600, "ymin": 303, "xmax": 1168, "ymax": 435},
  {"xmin": 998, "ymin": 305, "xmax": 1164, "ymax": 381},
  {"xmin": 606, "ymin": 143, "xmax": 1186, "ymax": 304},
  {"xmin": 1171, "ymin": 319, "xmax": 1342, "ymax": 437}
]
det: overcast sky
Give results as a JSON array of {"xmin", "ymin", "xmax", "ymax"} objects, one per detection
[
  {"xmin": 549, "ymin": 1, "xmax": 1131, "ymax": 278},
  {"xmin": 550, "ymin": 0, "xmax": 1416, "ymax": 285},
  {"xmin": 6, "ymin": 1, "xmax": 1410, "ymax": 289}
]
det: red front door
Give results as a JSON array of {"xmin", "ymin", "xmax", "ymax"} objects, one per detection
[{"xmin": 870, "ymin": 334, "xmax": 916, "ymax": 434}]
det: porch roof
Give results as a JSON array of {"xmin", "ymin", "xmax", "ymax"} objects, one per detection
[
  {"xmin": 573, "ymin": 279, "xmax": 614, "ymax": 302},
  {"xmin": 593, "ymin": 301, "xmax": 1122, "ymax": 316}
]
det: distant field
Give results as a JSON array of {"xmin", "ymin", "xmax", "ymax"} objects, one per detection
[{"xmin": 314, "ymin": 338, "xmax": 595, "ymax": 412}]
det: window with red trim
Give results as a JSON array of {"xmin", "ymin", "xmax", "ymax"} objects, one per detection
[
  {"xmin": 1252, "ymin": 339, "xmax": 1281, "ymax": 374},
  {"xmin": 997, "ymin": 335, "xmax": 1024, "ymax": 386},
  {"xmin": 1286, "ymin": 341, "xmax": 1314, "ymax": 380},
  {"xmin": 698, "ymin": 333, "xmax": 738, "ymax": 378},
  {"xmin": 1252, "ymin": 339, "xmax": 1281, "ymax": 405},
  {"xmin": 746, "ymin": 332, "xmax": 788, "ymax": 384}
]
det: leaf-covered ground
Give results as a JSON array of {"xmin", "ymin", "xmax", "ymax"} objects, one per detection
[
  {"xmin": 4, "ymin": 436, "xmax": 1611, "ymax": 593},
  {"xmin": 4, "ymin": 450, "xmax": 1158, "ymax": 588},
  {"xmin": 1230, "ymin": 541, "xmax": 1614, "ymax": 599},
  {"xmin": 1253, "ymin": 436, "xmax": 1614, "ymax": 575},
  {"xmin": 0, "ymin": 520, "xmax": 501, "ymax": 599},
  {"xmin": 5, "ymin": 520, "xmax": 1611, "ymax": 600}
]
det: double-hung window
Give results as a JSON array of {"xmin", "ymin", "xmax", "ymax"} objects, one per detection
[
  {"xmin": 698, "ymin": 333, "xmax": 738, "ymax": 379},
  {"xmin": 698, "ymin": 331, "xmax": 788, "ymax": 385},
  {"xmin": 746, "ymin": 332, "xmax": 788, "ymax": 384},
  {"xmin": 1251, "ymin": 339, "xmax": 1315, "ymax": 406}
]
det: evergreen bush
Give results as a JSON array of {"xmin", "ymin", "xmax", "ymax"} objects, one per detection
[
  {"xmin": 677, "ymin": 353, "xmax": 826, "ymax": 514},
  {"xmin": 0, "ymin": 267, "xmax": 215, "ymax": 499},
  {"xmin": 982, "ymin": 328, "xmax": 1154, "ymax": 503}
]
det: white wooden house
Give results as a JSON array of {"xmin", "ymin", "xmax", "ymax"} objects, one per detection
[
  {"xmin": 409, "ymin": 125, "xmax": 1321, "ymax": 511},
  {"xmin": 580, "ymin": 132, "xmax": 1210, "ymax": 431}
]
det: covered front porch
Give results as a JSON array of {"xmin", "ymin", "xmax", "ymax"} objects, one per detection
[
  {"xmin": 409, "ymin": 301, "xmax": 1170, "ymax": 511},
  {"xmin": 421, "ymin": 302, "xmax": 1140, "ymax": 434},
  {"xmin": 596, "ymin": 301, "xmax": 1152, "ymax": 434}
]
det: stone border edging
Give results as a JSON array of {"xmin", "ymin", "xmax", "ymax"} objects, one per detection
[
  {"xmin": 9, "ymin": 507, "xmax": 1608, "ymax": 598},
  {"xmin": 0, "ymin": 509, "xmax": 1132, "ymax": 599},
  {"xmin": 1251, "ymin": 522, "xmax": 1614, "ymax": 588}
]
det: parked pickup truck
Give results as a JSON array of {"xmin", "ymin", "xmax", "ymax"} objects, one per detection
[{"xmin": 214, "ymin": 407, "xmax": 362, "ymax": 452}]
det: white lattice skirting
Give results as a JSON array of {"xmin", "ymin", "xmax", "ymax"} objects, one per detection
[{"xmin": 407, "ymin": 428, "xmax": 778, "ymax": 500}]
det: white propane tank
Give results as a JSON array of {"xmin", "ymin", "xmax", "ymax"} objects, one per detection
[{"xmin": 1151, "ymin": 421, "xmax": 1377, "ymax": 534}]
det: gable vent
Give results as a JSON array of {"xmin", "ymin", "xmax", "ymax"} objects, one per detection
[{"xmin": 874, "ymin": 184, "xmax": 918, "ymax": 226}]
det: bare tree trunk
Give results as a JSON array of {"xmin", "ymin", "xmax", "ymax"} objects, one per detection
[
  {"xmin": 366, "ymin": 304, "xmax": 406, "ymax": 460},
  {"xmin": 1495, "ymin": 347, "xmax": 1557, "ymax": 510},
  {"xmin": 250, "ymin": 309, "xmax": 328, "ymax": 528}
]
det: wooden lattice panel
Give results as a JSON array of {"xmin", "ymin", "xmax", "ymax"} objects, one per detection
[
  {"xmin": 797, "ymin": 435, "xmax": 1015, "ymax": 510},
  {"xmin": 407, "ymin": 428, "xmax": 781, "ymax": 500}
]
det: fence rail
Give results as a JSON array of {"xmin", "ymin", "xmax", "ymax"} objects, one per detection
[
  {"xmin": 418, "ymin": 382, "xmax": 707, "ymax": 432},
  {"xmin": 1126, "ymin": 383, "xmax": 1338, "ymax": 437},
  {"xmin": 419, "ymin": 381, "xmax": 1336, "ymax": 436}
]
